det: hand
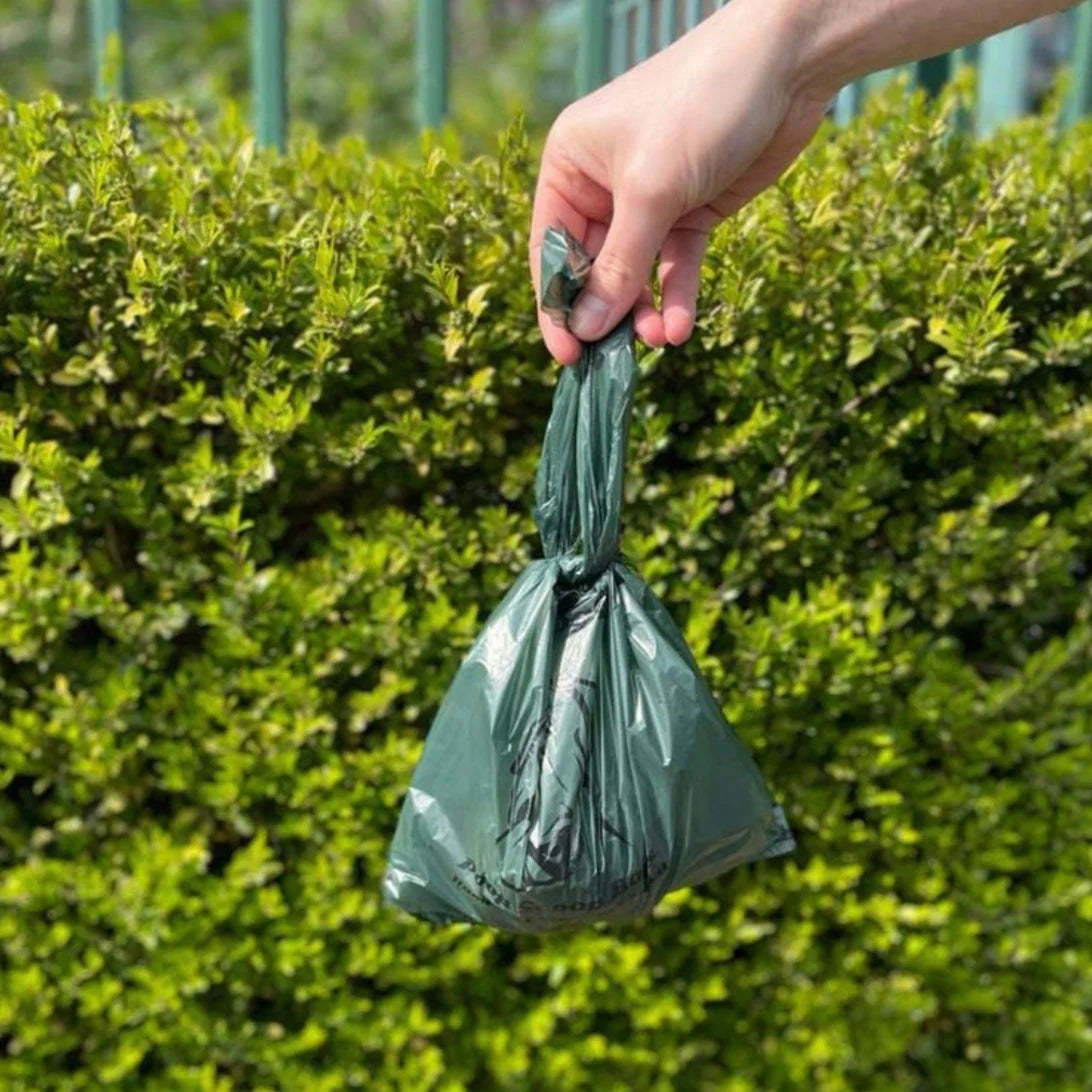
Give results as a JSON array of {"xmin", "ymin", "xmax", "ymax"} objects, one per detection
[
  {"xmin": 529, "ymin": 0, "xmax": 830, "ymax": 364},
  {"xmin": 529, "ymin": 0, "xmax": 1071, "ymax": 364}
]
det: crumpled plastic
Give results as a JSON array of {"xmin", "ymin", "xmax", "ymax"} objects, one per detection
[{"xmin": 382, "ymin": 226, "xmax": 794, "ymax": 932}]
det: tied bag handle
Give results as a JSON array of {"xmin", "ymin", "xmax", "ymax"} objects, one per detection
[{"xmin": 533, "ymin": 226, "xmax": 638, "ymax": 583}]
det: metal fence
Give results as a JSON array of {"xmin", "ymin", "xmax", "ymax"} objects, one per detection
[
  {"xmin": 563, "ymin": 0, "xmax": 1092, "ymax": 134},
  {"xmin": 85, "ymin": 0, "xmax": 1092, "ymax": 150},
  {"xmin": 87, "ymin": 0, "xmax": 290, "ymax": 147}
]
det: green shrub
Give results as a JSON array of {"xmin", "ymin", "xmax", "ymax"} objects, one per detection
[{"xmin": 1, "ymin": 86, "xmax": 1090, "ymax": 1091}]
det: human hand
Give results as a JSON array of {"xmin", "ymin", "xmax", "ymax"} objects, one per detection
[
  {"xmin": 529, "ymin": 0, "xmax": 831, "ymax": 364},
  {"xmin": 530, "ymin": 0, "xmax": 1071, "ymax": 364}
]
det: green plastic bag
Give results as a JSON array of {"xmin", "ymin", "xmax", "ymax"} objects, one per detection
[{"xmin": 383, "ymin": 227, "xmax": 794, "ymax": 932}]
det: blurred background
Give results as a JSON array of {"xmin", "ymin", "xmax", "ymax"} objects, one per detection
[
  {"xmin": 0, "ymin": 0, "xmax": 572, "ymax": 149},
  {"xmin": 0, "ymin": 0, "xmax": 1085, "ymax": 152}
]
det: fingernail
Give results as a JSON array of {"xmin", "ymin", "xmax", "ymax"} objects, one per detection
[{"xmin": 569, "ymin": 294, "xmax": 609, "ymax": 341}]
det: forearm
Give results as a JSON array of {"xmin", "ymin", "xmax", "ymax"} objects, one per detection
[{"xmin": 756, "ymin": 0, "xmax": 1077, "ymax": 99}]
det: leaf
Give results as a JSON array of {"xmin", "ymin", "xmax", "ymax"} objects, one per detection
[
  {"xmin": 10, "ymin": 466, "xmax": 31, "ymax": 500},
  {"xmin": 466, "ymin": 283, "xmax": 490, "ymax": 319}
]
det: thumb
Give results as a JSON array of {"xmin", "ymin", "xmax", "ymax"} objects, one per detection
[{"xmin": 569, "ymin": 190, "xmax": 675, "ymax": 342}]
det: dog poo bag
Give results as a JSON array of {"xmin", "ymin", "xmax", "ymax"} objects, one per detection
[{"xmin": 382, "ymin": 226, "xmax": 794, "ymax": 932}]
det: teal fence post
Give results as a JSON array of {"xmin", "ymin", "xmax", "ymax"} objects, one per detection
[
  {"xmin": 1065, "ymin": 2, "xmax": 1092, "ymax": 126},
  {"xmin": 976, "ymin": 24, "xmax": 1033, "ymax": 135},
  {"xmin": 417, "ymin": 0, "xmax": 450, "ymax": 130},
  {"xmin": 250, "ymin": 0, "xmax": 287, "ymax": 151},
  {"xmin": 684, "ymin": 0, "xmax": 701, "ymax": 30},
  {"xmin": 578, "ymin": 0, "xmax": 609, "ymax": 95},
  {"xmin": 609, "ymin": 0, "xmax": 627, "ymax": 77},
  {"xmin": 659, "ymin": 0, "xmax": 677, "ymax": 49},
  {"xmin": 634, "ymin": 0, "xmax": 652, "ymax": 61},
  {"xmin": 628, "ymin": 0, "xmax": 650, "ymax": 61},
  {"xmin": 89, "ymin": 0, "xmax": 129, "ymax": 99}
]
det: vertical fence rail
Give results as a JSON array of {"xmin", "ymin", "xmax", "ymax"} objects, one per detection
[
  {"xmin": 578, "ymin": 0, "xmax": 610, "ymax": 95},
  {"xmin": 250, "ymin": 0, "xmax": 287, "ymax": 151},
  {"xmin": 609, "ymin": 1, "xmax": 627, "ymax": 77},
  {"xmin": 417, "ymin": 0, "xmax": 450, "ymax": 130},
  {"xmin": 634, "ymin": 1, "xmax": 652, "ymax": 62},
  {"xmin": 659, "ymin": 0, "xmax": 677, "ymax": 50},
  {"xmin": 1066, "ymin": 2, "xmax": 1092, "ymax": 125},
  {"xmin": 89, "ymin": 0, "xmax": 129, "ymax": 99},
  {"xmin": 976, "ymin": 24, "xmax": 1034, "ymax": 135}
]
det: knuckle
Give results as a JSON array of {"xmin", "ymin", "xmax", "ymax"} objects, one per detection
[
  {"xmin": 546, "ymin": 104, "xmax": 580, "ymax": 147},
  {"xmin": 619, "ymin": 165, "xmax": 674, "ymax": 211},
  {"xmin": 591, "ymin": 249, "xmax": 637, "ymax": 292}
]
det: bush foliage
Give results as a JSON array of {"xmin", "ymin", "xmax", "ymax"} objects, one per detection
[{"xmin": 1, "ymin": 87, "xmax": 1090, "ymax": 1090}]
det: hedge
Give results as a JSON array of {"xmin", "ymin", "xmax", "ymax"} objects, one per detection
[{"xmin": 0, "ymin": 85, "xmax": 1090, "ymax": 1091}]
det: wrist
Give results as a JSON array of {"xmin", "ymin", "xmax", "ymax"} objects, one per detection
[
  {"xmin": 711, "ymin": 0, "xmax": 844, "ymax": 105},
  {"xmin": 773, "ymin": 0, "xmax": 858, "ymax": 103}
]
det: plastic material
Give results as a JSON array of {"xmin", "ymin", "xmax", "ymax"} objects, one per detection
[{"xmin": 383, "ymin": 227, "xmax": 794, "ymax": 932}]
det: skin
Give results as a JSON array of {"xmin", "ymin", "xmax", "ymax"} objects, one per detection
[{"xmin": 530, "ymin": 0, "xmax": 1075, "ymax": 364}]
